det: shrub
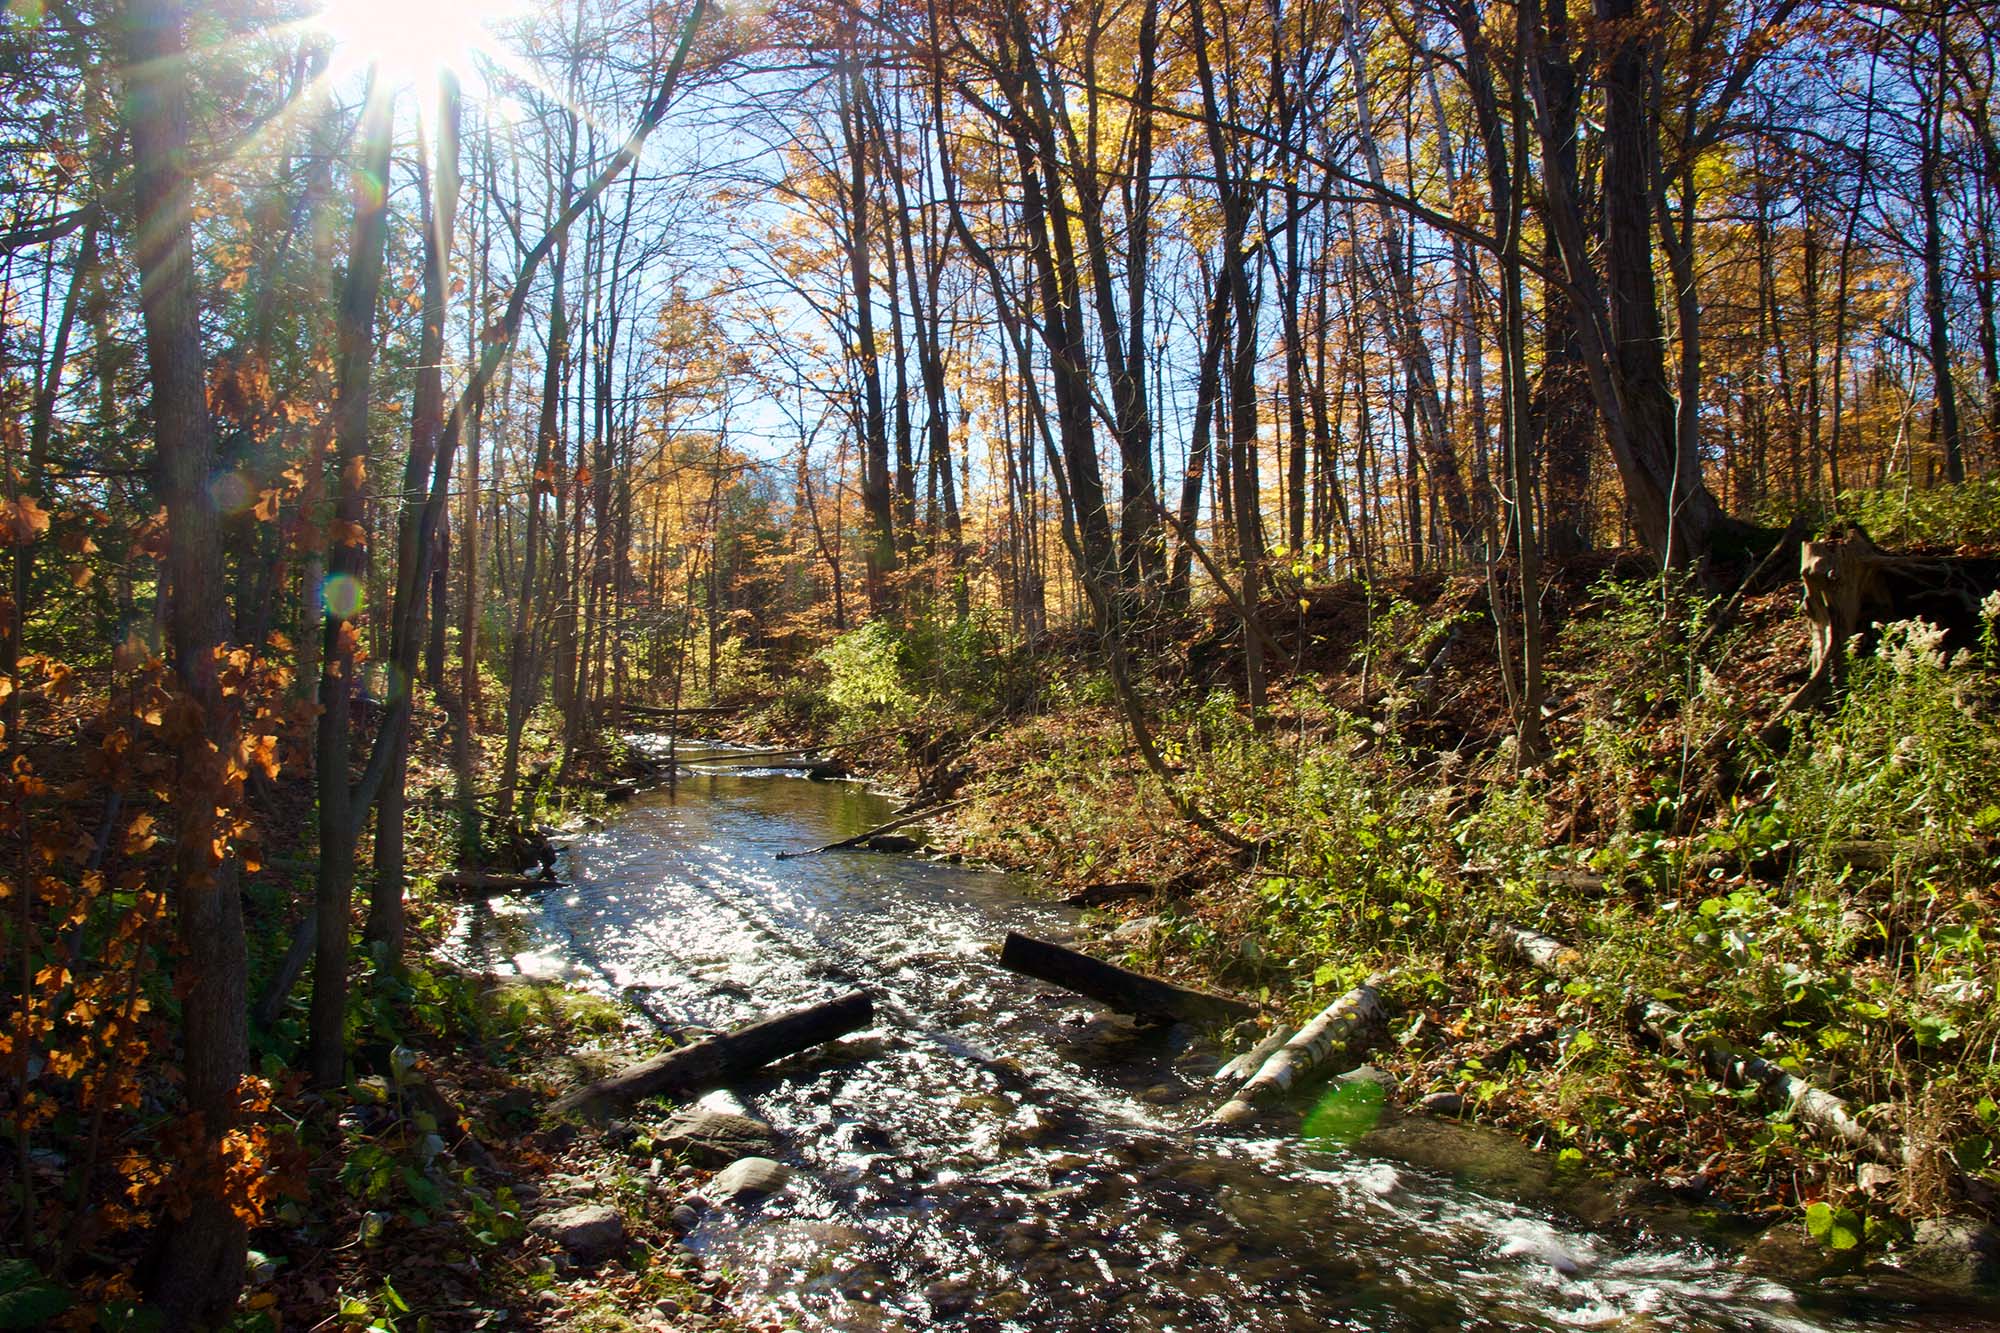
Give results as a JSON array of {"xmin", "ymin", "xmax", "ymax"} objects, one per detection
[
  {"xmin": 819, "ymin": 620, "xmax": 918, "ymax": 719},
  {"xmin": 1780, "ymin": 612, "xmax": 2000, "ymax": 847},
  {"xmin": 1833, "ymin": 478, "xmax": 2000, "ymax": 549}
]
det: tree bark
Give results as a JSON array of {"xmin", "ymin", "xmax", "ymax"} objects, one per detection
[
  {"xmin": 122, "ymin": 0, "xmax": 250, "ymax": 1319},
  {"xmin": 369, "ymin": 77, "xmax": 462, "ymax": 966},
  {"xmin": 1211, "ymin": 980, "xmax": 1387, "ymax": 1124}
]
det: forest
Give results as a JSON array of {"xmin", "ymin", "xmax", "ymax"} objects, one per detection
[{"xmin": 2, "ymin": 0, "xmax": 1999, "ymax": 1327}]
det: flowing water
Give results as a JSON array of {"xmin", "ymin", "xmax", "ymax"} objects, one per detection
[{"xmin": 453, "ymin": 748, "xmax": 1990, "ymax": 1332}]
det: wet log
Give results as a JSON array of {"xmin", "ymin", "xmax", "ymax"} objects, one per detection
[
  {"xmin": 1213, "ymin": 1024, "xmax": 1295, "ymax": 1084},
  {"xmin": 1062, "ymin": 882, "xmax": 1153, "ymax": 908},
  {"xmin": 549, "ymin": 990, "xmax": 875, "ymax": 1119},
  {"xmin": 439, "ymin": 871, "xmax": 551, "ymax": 898},
  {"xmin": 1211, "ymin": 981, "xmax": 1388, "ymax": 1124},
  {"xmin": 999, "ymin": 931, "xmax": 1260, "ymax": 1026}
]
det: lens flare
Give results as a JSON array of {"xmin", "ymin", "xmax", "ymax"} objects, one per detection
[{"xmin": 322, "ymin": 573, "xmax": 364, "ymax": 620}]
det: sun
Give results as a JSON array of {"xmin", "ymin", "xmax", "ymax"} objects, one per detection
[{"xmin": 311, "ymin": 0, "xmax": 528, "ymax": 88}]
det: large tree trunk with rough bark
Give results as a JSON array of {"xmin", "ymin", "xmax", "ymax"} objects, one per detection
[
  {"xmin": 123, "ymin": 0, "xmax": 250, "ymax": 1320},
  {"xmin": 309, "ymin": 76, "xmax": 395, "ymax": 1090}
]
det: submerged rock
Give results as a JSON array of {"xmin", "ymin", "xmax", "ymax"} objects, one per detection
[
  {"xmin": 531, "ymin": 1203, "xmax": 627, "ymax": 1266},
  {"xmin": 711, "ymin": 1155, "xmax": 792, "ymax": 1202}
]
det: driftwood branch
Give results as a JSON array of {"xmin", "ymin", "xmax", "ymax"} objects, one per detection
[
  {"xmin": 1213, "ymin": 1024, "xmax": 1295, "ymax": 1084},
  {"xmin": 1631, "ymin": 999, "xmax": 1898, "ymax": 1163},
  {"xmin": 1489, "ymin": 920, "xmax": 1898, "ymax": 1164}
]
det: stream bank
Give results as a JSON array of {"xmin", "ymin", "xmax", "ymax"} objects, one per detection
[{"xmin": 456, "ymin": 742, "xmax": 1996, "ymax": 1330}]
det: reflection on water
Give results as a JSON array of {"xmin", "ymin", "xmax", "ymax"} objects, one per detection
[{"xmin": 450, "ymin": 745, "xmax": 1988, "ymax": 1332}]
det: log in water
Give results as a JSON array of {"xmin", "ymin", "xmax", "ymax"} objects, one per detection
[
  {"xmin": 550, "ymin": 990, "xmax": 875, "ymax": 1119},
  {"xmin": 999, "ymin": 931, "xmax": 1259, "ymax": 1026}
]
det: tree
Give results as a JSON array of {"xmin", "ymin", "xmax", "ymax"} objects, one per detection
[{"xmin": 120, "ymin": 0, "xmax": 250, "ymax": 1318}]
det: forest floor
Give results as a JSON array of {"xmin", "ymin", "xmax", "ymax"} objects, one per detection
[
  {"xmin": 736, "ymin": 550, "xmax": 2000, "ymax": 1289},
  {"xmin": 230, "ymin": 733, "xmax": 772, "ymax": 1333}
]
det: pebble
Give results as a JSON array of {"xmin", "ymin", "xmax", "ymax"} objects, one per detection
[{"xmin": 1418, "ymin": 1091, "xmax": 1466, "ymax": 1117}]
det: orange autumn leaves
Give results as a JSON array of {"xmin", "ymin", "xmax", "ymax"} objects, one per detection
[{"xmin": 2, "ymin": 637, "xmax": 310, "ymax": 1249}]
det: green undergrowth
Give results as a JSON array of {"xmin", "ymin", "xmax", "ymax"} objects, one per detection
[
  {"xmin": 942, "ymin": 574, "xmax": 2000, "ymax": 1251},
  {"xmin": 1761, "ymin": 476, "xmax": 2000, "ymax": 550}
]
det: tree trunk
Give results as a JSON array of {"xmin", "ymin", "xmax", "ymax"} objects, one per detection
[
  {"xmin": 368, "ymin": 78, "xmax": 461, "ymax": 966},
  {"xmin": 839, "ymin": 50, "xmax": 897, "ymax": 613},
  {"xmin": 498, "ymin": 132, "xmax": 575, "ymax": 824},
  {"xmin": 123, "ymin": 0, "xmax": 249, "ymax": 1319},
  {"xmin": 1919, "ymin": 18, "xmax": 1966, "ymax": 484},
  {"xmin": 309, "ymin": 75, "xmax": 396, "ymax": 1089},
  {"xmin": 1523, "ymin": 0, "xmax": 1735, "ymax": 569}
]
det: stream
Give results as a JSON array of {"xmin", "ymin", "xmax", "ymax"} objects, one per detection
[{"xmin": 453, "ymin": 746, "xmax": 1989, "ymax": 1332}]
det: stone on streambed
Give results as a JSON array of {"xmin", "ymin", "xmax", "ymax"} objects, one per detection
[
  {"xmin": 1902, "ymin": 1217, "xmax": 2000, "ymax": 1287},
  {"xmin": 1337, "ymin": 1064, "xmax": 1398, "ymax": 1092},
  {"xmin": 660, "ymin": 1107, "xmax": 778, "ymax": 1166},
  {"xmin": 710, "ymin": 1155, "xmax": 792, "ymax": 1202},
  {"xmin": 530, "ymin": 1203, "xmax": 627, "ymax": 1266}
]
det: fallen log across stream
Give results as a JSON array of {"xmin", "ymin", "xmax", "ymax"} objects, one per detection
[
  {"xmin": 1488, "ymin": 920, "xmax": 1898, "ymax": 1163},
  {"xmin": 775, "ymin": 798, "xmax": 967, "ymax": 860},
  {"xmin": 549, "ymin": 990, "xmax": 875, "ymax": 1119},
  {"xmin": 1000, "ymin": 932, "xmax": 1260, "ymax": 1026},
  {"xmin": 1211, "ymin": 980, "xmax": 1388, "ymax": 1125}
]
